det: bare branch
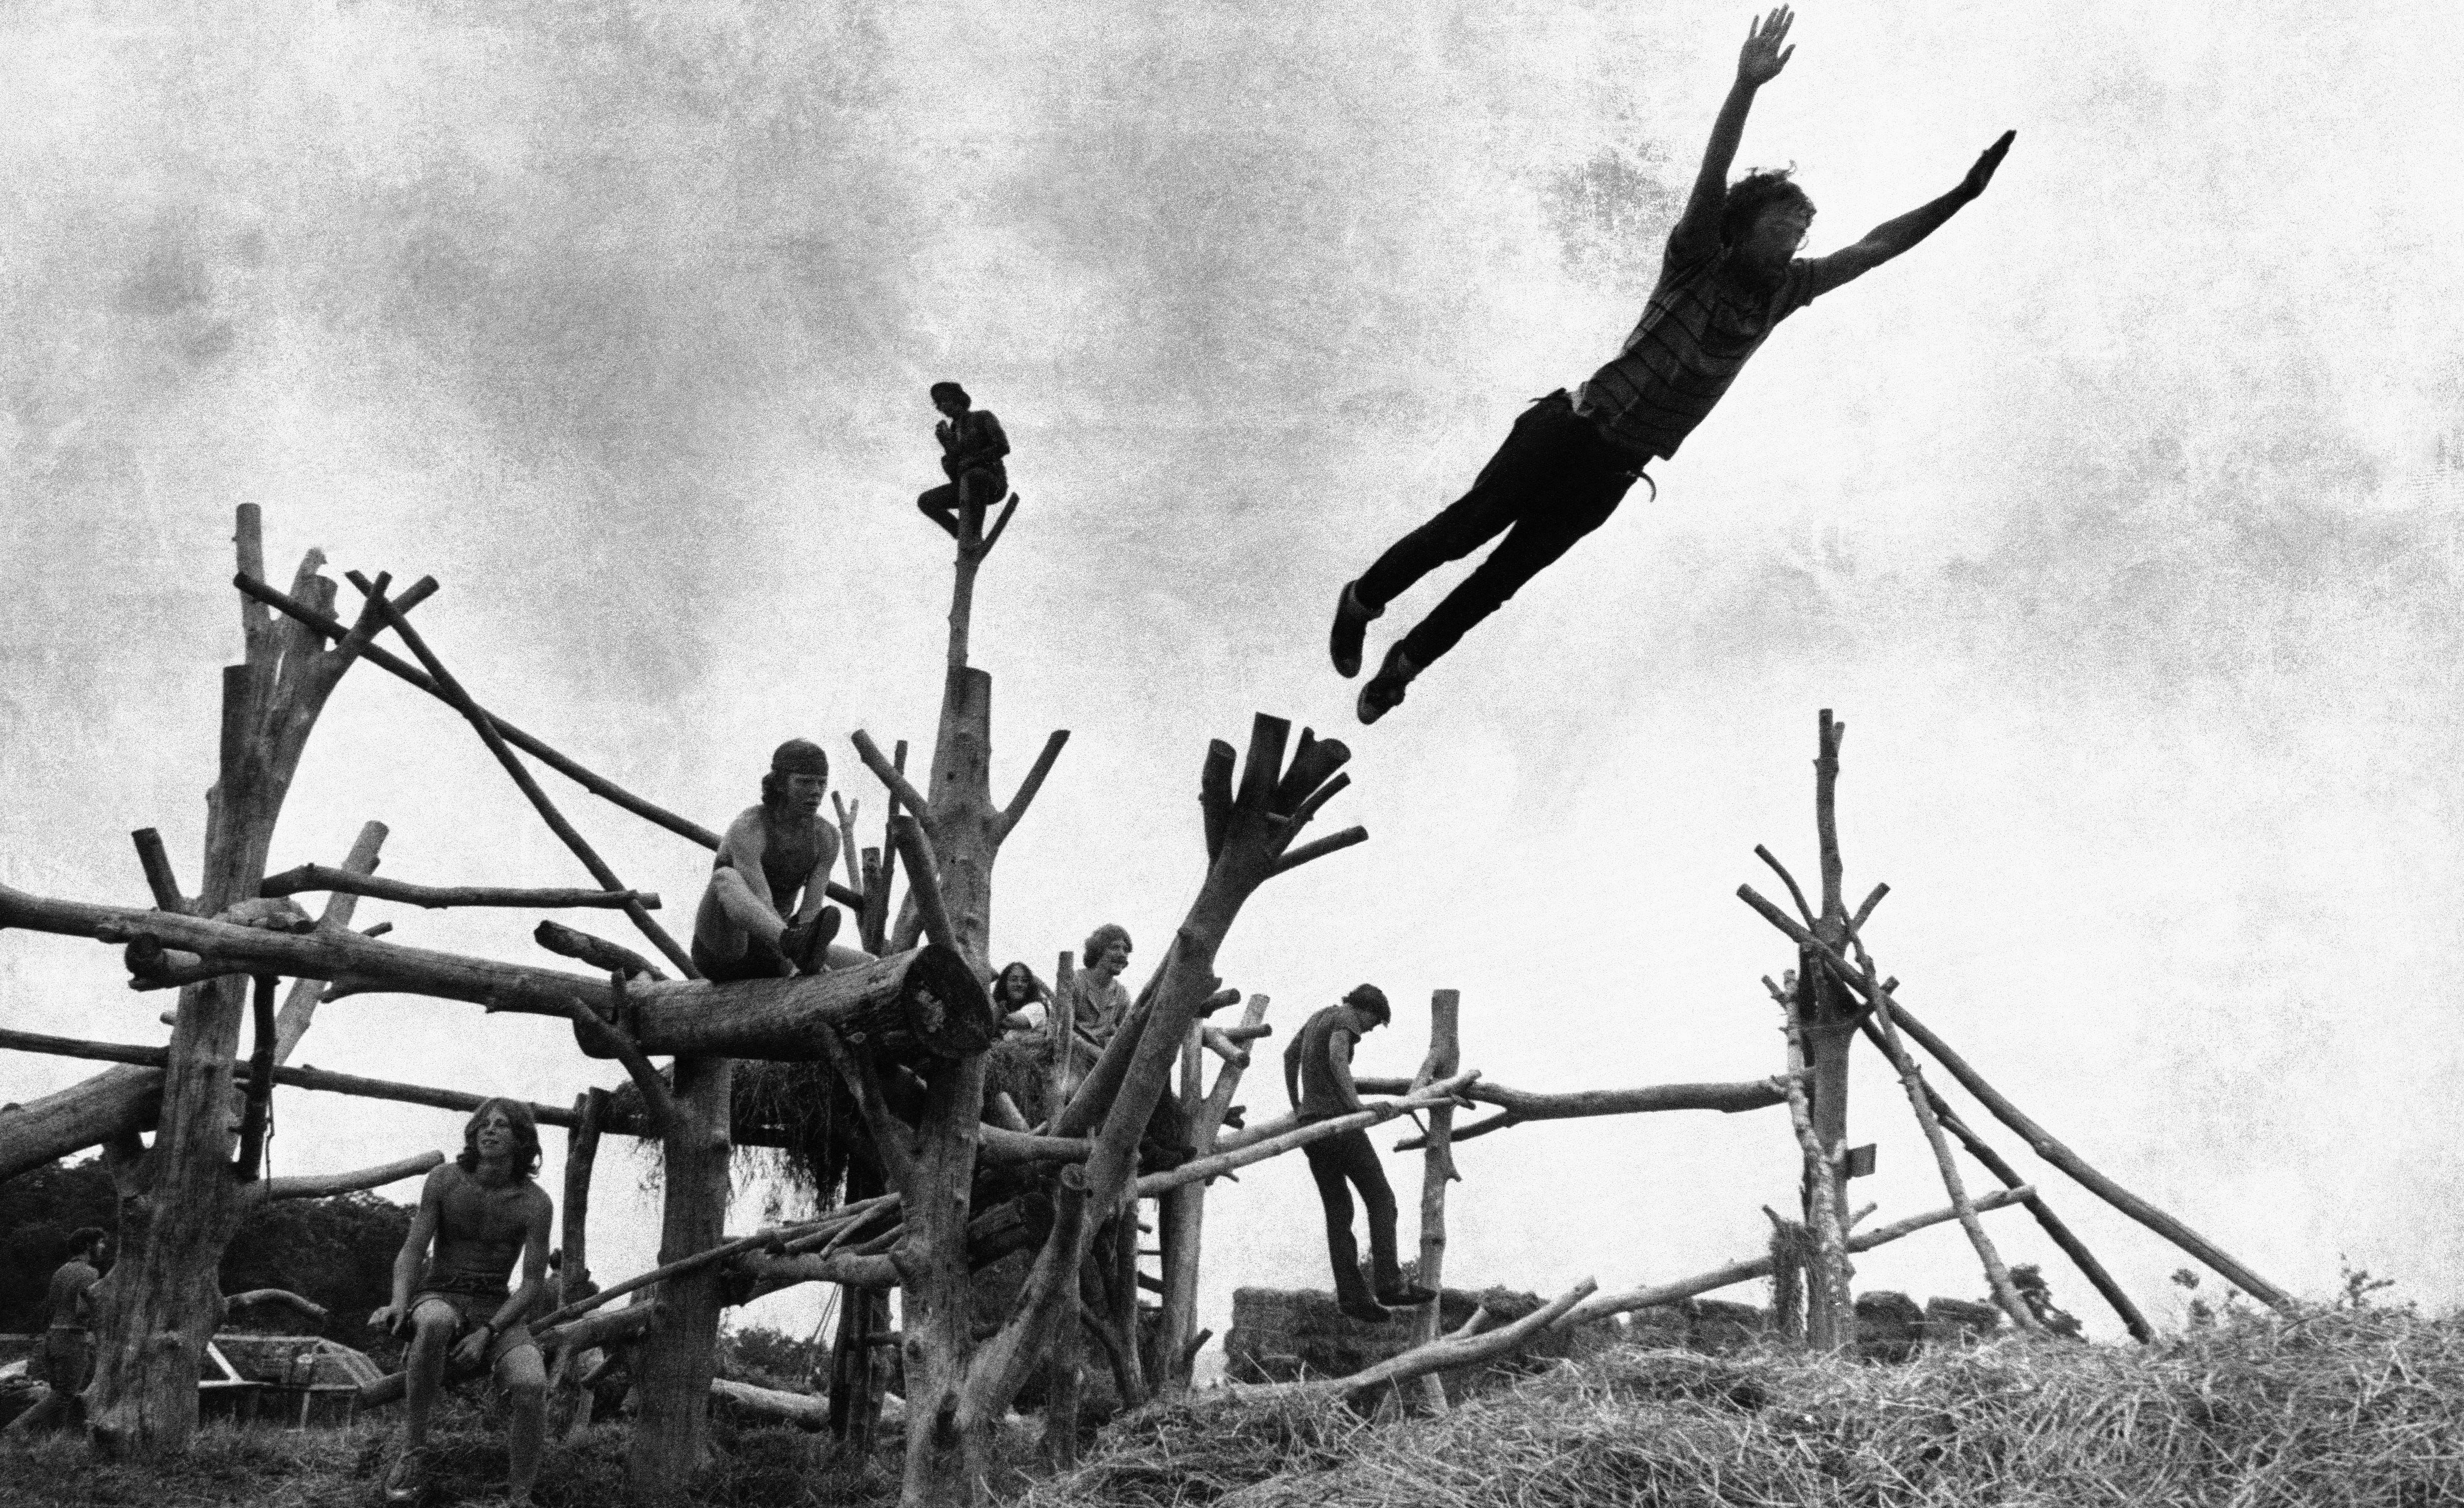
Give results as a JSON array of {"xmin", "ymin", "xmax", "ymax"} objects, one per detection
[
  {"xmin": 996, "ymin": 728, "xmax": 1071, "ymax": 839},
  {"xmin": 1754, "ymin": 844, "xmax": 1817, "ymax": 928},
  {"xmin": 562, "ymin": 994, "xmax": 675, "ymax": 1137},
  {"xmin": 889, "ymin": 815, "xmax": 957, "ymax": 956},
  {"xmin": 236, "ymin": 572, "xmax": 724, "ymax": 849},
  {"xmin": 1269, "ymin": 825, "xmax": 1367, "ymax": 877},
  {"xmin": 261, "ymin": 864, "xmax": 658, "ymax": 912},
  {"xmin": 130, "ymin": 829, "xmax": 190, "ymax": 914},
  {"xmin": 365, "ymin": 585, "xmax": 697, "ymax": 978},
  {"xmin": 814, "ymin": 1022, "xmax": 918, "ymax": 1189},
  {"xmin": 252, "ymin": 1150, "xmax": 442, "ymax": 1204},
  {"xmin": 533, "ymin": 920, "xmax": 666, "ymax": 980},
  {"xmin": 851, "ymin": 729, "xmax": 932, "ymax": 819}
]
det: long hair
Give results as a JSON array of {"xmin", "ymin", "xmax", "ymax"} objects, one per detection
[
  {"xmin": 993, "ymin": 961, "xmax": 1050, "ymax": 1006},
  {"xmin": 457, "ymin": 1097, "xmax": 542, "ymax": 1180},
  {"xmin": 1721, "ymin": 167, "xmax": 1815, "ymax": 246}
]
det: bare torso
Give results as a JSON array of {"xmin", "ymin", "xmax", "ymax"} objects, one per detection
[{"xmin": 423, "ymin": 1163, "xmax": 549, "ymax": 1299}]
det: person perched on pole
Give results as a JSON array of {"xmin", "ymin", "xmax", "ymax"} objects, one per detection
[
  {"xmin": 1283, "ymin": 985, "xmax": 1438, "ymax": 1322},
  {"xmin": 692, "ymin": 739, "xmax": 844, "ymax": 982},
  {"xmin": 4, "ymin": 1228, "xmax": 106, "ymax": 1435},
  {"xmin": 369, "ymin": 1100, "xmax": 555, "ymax": 1505},
  {"xmin": 915, "ymin": 381, "xmax": 1012, "ymax": 538},
  {"xmin": 1068, "ymin": 924, "xmax": 1134, "ymax": 1045},
  {"xmin": 1329, "ymin": 5, "xmax": 2015, "ymax": 723}
]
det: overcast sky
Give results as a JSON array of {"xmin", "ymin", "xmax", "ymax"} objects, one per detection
[{"xmin": 5, "ymin": 0, "xmax": 2463, "ymax": 1359}]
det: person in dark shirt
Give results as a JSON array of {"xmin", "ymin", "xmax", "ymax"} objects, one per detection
[
  {"xmin": 692, "ymin": 739, "xmax": 846, "ymax": 982},
  {"xmin": 915, "ymin": 382, "xmax": 1013, "ymax": 538},
  {"xmin": 5, "ymin": 1228, "xmax": 106, "ymax": 1434},
  {"xmin": 1283, "ymin": 985, "xmax": 1438, "ymax": 1322},
  {"xmin": 369, "ymin": 1100, "xmax": 555, "ymax": 1505},
  {"xmin": 1329, "ymin": 6, "xmax": 2013, "ymax": 723}
]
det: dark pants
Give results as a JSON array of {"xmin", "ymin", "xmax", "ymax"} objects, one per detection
[
  {"xmin": 917, "ymin": 465, "xmax": 1008, "ymax": 535},
  {"xmin": 1354, "ymin": 392, "xmax": 1641, "ymax": 669},
  {"xmin": 691, "ymin": 934, "xmax": 792, "ymax": 984},
  {"xmin": 1302, "ymin": 1128, "xmax": 1401, "ymax": 1304},
  {"xmin": 11, "ymin": 1329, "xmax": 92, "ymax": 1433}
]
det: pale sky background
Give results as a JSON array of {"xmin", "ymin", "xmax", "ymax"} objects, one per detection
[{"xmin": 5, "ymin": 0, "xmax": 2464, "ymax": 1368}]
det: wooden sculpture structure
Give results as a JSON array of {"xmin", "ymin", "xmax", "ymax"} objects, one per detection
[{"xmin": 0, "ymin": 507, "xmax": 2298, "ymax": 1508}]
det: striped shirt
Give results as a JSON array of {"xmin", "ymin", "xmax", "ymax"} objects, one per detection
[{"xmin": 1575, "ymin": 246, "xmax": 1822, "ymax": 461}]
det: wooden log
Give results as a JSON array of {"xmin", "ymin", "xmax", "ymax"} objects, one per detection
[
  {"xmin": 1198, "ymin": 995, "xmax": 1271, "ymax": 1139},
  {"xmin": 1781, "ymin": 978, "xmax": 1853, "ymax": 1352},
  {"xmin": 1134, "ymin": 1072, "xmax": 1478, "ymax": 1198},
  {"xmin": 237, "ymin": 572, "xmax": 727, "ymax": 850},
  {"xmin": 1408, "ymin": 989, "xmax": 1460, "ymax": 1413},
  {"xmin": 0, "ymin": 886, "xmax": 996, "ymax": 1062},
  {"xmin": 0, "ymin": 1026, "xmax": 627, "ymax": 1133},
  {"xmin": 1202, "ymin": 1277, "xmax": 1598, "ymax": 1410},
  {"xmin": 1041, "ymin": 951, "xmax": 1084, "ymax": 1470},
  {"xmin": 888, "ymin": 815, "xmax": 959, "ymax": 957},
  {"xmin": 0, "ymin": 1066, "xmax": 165, "ymax": 1185},
  {"xmin": 561, "ymin": 991, "xmax": 675, "ymax": 1135},
  {"xmin": 1858, "ymin": 952, "xmax": 2039, "ymax": 1332},
  {"xmin": 625, "ymin": 1048, "xmax": 731, "ymax": 1501},
  {"xmin": 1860, "ymin": 1016, "xmax": 2152, "ymax": 1341},
  {"xmin": 532, "ymin": 919, "xmax": 665, "ymax": 981},
  {"xmin": 364, "ymin": 583, "xmax": 697, "ymax": 979},
  {"xmin": 1563, "ymin": 1186, "xmax": 2034, "ymax": 1327},
  {"xmin": 130, "ymin": 829, "xmax": 191, "ymax": 914},
  {"xmin": 560, "ymin": 1090, "xmax": 603, "ymax": 1304},
  {"xmin": 1154, "ymin": 1001, "xmax": 1210, "ymax": 1392},
  {"xmin": 251, "ymin": 1150, "xmax": 442, "ymax": 1204},
  {"xmin": 359, "ymin": 1301, "xmax": 662, "ymax": 1408},
  {"xmin": 711, "ymin": 1376, "xmax": 829, "ymax": 1429},
  {"xmin": 260, "ymin": 863, "xmax": 657, "ymax": 911},
  {"xmin": 230, "ymin": 974, "xmax": 277, "ymax": 1180},
  {"xmin": 272, "ymin": 821, "xmax": 389, "ymax": 1063},
  {"xmin": 1736, "ymin": 886, "xmax": 2294, "ymax": 1312},
  {"xmin": 1369, "ymin": 1075, "xmax": 1791, "ymax": 1150}
]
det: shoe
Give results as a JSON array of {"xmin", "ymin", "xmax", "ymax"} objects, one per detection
[
  {"xmin": 382, "ymin": 1444, "xmax": 427, "ymax": 1505},
  {"xmin": 1356, "ymin": 644, "xmax": 1417, "ymax": 726},
  {"xmin": 1328, "ymin": 581, "xmax": 1377, "ymax": 679},
  {"xmin": 780, "ymin": 908, "xmax": 840, "ymax": 974},
  {"xmin": 1376, "ymin": 1283, "xmax": 1439, "ymax": 1307},
  {"xmin": 1337, "ymin": 1296, "xmax": 1392, "ymax": 1324}
]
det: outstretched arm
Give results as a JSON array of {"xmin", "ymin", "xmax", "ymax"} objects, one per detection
[
  {"xmin": 1669, "ymin": 9, "xmax": 1797, "ymax": 263},
  {"xmin": 1807, "ymin": 130, "xmax": 2015, "ymax": 294}
]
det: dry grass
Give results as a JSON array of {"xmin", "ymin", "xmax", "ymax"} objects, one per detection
[{"xmin": 1019, "ymin": 1306, "xmax": 2464, "ymax": 1508}]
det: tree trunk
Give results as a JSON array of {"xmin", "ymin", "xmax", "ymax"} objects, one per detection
[
  {"xmin": 1153, "ymin": 1017, "xmax": 1206, "ymax": 1393},
  {"xmin": 86, "ymin": 517, "xmax": 387, "ymax": 1460},
  {"xmin": 625, "ymin": 1054, "xmax": 734, "ymax": 1502}
]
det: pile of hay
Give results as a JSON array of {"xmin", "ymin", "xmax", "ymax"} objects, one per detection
[{"xmin": 1020, "ymin": 1305, "xmax": 2464, "ymax": 1507}]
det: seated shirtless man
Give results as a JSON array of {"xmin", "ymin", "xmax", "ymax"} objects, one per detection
[
  {"xmin": 692, "ymin": 738, "xmax": 845, "ymax": 982},
  {"xmin": 370, "ymin": 1099, "xmax": 555, "ymax": 1505}
]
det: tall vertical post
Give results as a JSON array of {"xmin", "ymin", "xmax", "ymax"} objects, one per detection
[
  {"xmin": 625, "ymin": 1056, "xmax": 733, "ymax": 1501},
  {"xmin": 1799, "ymin": 710, "xmax": 1856, "ymax": 1350},
  {"xmin": 1153, "ymin": 1015, "xmax": 1207, "ymax": 1392},
  {"xmin": 1409, "ymin": 989, "xmax": 1460, "ymax": 1413},
  {"xmin": 1040, "ymin": 954, "xmax": 1084, "ymax": 1467}
]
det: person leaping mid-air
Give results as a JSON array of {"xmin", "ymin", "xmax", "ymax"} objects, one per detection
[{"xmin": 1330, "ymin": 7, "xmax": 2014, "ymax": 723}]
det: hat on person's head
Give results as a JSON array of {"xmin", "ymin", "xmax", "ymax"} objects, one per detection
[
  {"xmin": 1343, "ymin": 983, "xmax": 1390, "ymax": 1020},
  {"xmin": 771, "ymin": 738, "xmax": 829, "ymax": 779},
  {"xmin": 929, "ymin": 381, "xmax": 971, "ymax": 407}
]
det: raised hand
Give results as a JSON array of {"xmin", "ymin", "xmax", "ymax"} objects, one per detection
[
  {"xmin": 1961, "ymin": 130, "xmax": 2017, "ymax": 200},
  {"xmin": 1738, "ymin": 7, "xmax": 1796, "ymax": 86}
]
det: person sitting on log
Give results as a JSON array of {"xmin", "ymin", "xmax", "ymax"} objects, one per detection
[
  {"xmin": 1328, "ymin": 5, "xmax": 2014, "ymax": 723},
  {"xmin": 1283, "ymin": 985, "xmax": 1438, "ymax": 1322},
  {"xmin": 692, "ymin": 738, "xmax": 844, "ymax": 982},
  {"xmin": 1068, "ymin": 924, "xmax": 1135, "ymax": 1046},
  {"xmin": 915, "ymin": 381, "xmax": 1012, "ymax": 538},
  {"xmin": 369, "ymin": 1099, "xmax": 555, "ymax": 1506},
  {"xmin": 3, "ymin": 1227, "xmax": 107, "ymax": 1435}
]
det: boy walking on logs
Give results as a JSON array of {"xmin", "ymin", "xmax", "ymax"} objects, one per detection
[
  {"xmin": 915, "ymin": 381, "xmax": 1013, "ymax": 538},
  {"xmin": 1329, "ymin": 6, "xmax": 2015, "ymax": 723},
  {"xmin": 1284, "ymin": 985, "xmax": 1439, "ymax": 1322},
  {"xmin": 692, "ymin": 739, "xmax": 844, "ymax": 982},
  {"xmin": 4, "ymin": 1227, "xmax": 106, "ymax": 1435},
  {"xmin": 370, "ymin": 1100, "xmax": 555, "ymax": 1505}
]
